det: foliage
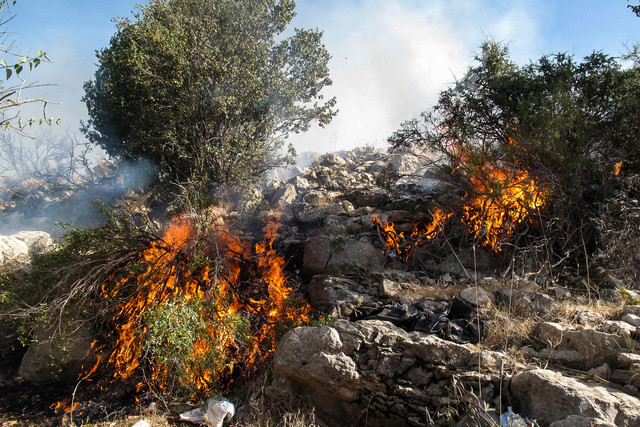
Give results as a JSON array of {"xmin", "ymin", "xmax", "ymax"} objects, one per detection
[
  {"xmin": 389, "ymin": 41, "xmax": 640, "ymax": 265},
  {"xmin": 82, "ymin": 0, "xmax": 336, "ymax": 186},
  {"xmin": 142, "ymin": 295, "xmax": 249, "ymax": 396},
  {"xmin": 0, "ymin": 0, "xmax": 58, "ymax": 134}
]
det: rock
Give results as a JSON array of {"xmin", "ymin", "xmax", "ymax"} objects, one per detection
[
  {"xmin": 577, "ymin": 311, "xmax": 605, "ymax": 326},
  {"xmin": 18, "ymin": 322, "xmax": 96, "ymax": 383},
  {"xmin": 296, "ymin": 204, "xmax": 345, "ymax": 223},
  {"xmin": 0, "ymin": 235, "xmax": 29, "ymax": 266},
  {"xmin": 12, "ymin": 231, "xmax": 55, "ymax": 256},
  {"xmin": 307, "ymin": 276, "xmax": 375, "ymax": 316},
  {"xmin": 536, "ymin": 347, "xmax": 586, "ymax": 367},
  {"xmin": 549, "ymin": 415, "xmax": 616, "ymax": 427},
  {"xmin": 535, "ymin": 322, "xmax": 637, "ymax": 369},
  {"xmin": 532, "ymin": 293, "xmax": 555, "ymax": 313},
  {"xmin": 289, "ymin": 176, "xmax": 310, "ymax": 192},
  {"xmin": 318, "ymin": 152, "xmax": 346, "ymax": 167},
  {"xmin": 510, "ymin": 369, "xmax": 640, "ymax": 426},
  {"xmin": 596, "ymin": 320, "xmax": 636, "ymax": 338},
  {"xmin": 271, "ymin": 319, "xmax": 473, "ymax": 426},
  {"xmin": 618, "ymin": 353, "xmax": 640, "ymax": 368},
  {"xmin": 623, "ymin": 305, "xmax": 640, "ymax": 317},
  {"xmin": 271, "ymin": 183, "xmax": 297, "ymax": 207},
  {"xmin": 0, "ymin": 231, "xmax": 54, "ymax": 268},
  {"xmin": 608, "ymin": 279, "xmax": 625, "ymax": 289},
  {"xmin": 302, "ymin": 235, "xmax": 383, "ymax": 276},
  {"xmin": 379, "ymin": 278, "xmax": 402, "ymax": 298},
  {"xmin": 621, "ymin": 313, "xmax": 640, "ymax": 327},
  {"xmin": 555, "ymin": 287, "xmax": 572, "ymax": 300},
  {"xmin": 346, "ymin": 188, "xmax": 391, "ymax": 208},
  {"xmin": 588, "ymin": 363, "xmax": 611, "ymax": 380},
  {"xmin": 459, "ymin": 286, "xmax": 492, "ymax": 309},
  {"xmin": 600, "ymin": 289, "xmax": 623, "ymax": 302}
]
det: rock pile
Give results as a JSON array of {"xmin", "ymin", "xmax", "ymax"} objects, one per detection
[{"xmin": 257, "ymin": 146, "xmax": 640, "ymax": 425}]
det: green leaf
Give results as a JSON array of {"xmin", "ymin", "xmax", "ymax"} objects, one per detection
[
  {"xmin": 5, "ymin": 68, "xmax": 11, "ymax": 79},
  {"xmin": 0, "ymin": 59, "xmax": 6, "ymax": 68},
  {"xmin": 14, "ymin": 64, "xmax": 23, "ymax": 75},
  {"xmin": 18, "ymin": 56, "xmax": 28, "ymax": 64}
]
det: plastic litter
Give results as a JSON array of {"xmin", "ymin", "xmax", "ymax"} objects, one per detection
[
  {"xmin": 500, "ymin": 407, "xmax": 535, "ymax": 427},
  {"xmin": 349, "ymin": 297, "xmax": 484, "ymax": 344},
  {"xmin": 619, "ymin": 288, "xmax": 640, "ymax": 304},
  {"xmin": 179, "ymin": 399, "xmax": 235, "ymax": 427}
]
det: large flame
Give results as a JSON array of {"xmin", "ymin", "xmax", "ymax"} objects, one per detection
[{"xmin": 86, "ymin": 217, "xmax": 309, "ymax": 397}]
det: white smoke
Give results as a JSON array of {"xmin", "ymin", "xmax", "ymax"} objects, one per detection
[{"xmin": 287, "ymin": 0, "xmax": 542, "ymax": 153}]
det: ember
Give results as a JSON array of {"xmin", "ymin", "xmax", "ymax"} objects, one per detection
[{"xmin": 84, "ymin": 217, "xmax": 309, "ymax": 397}]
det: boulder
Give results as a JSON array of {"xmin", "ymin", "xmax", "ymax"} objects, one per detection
[
  {"xmin": 0, "ymin": 231, "xmax": 54, "ymax": 268},
  {"xmin": 535, "ymin": 322, "xmax": 637, "ymax": 369},
  {"xmin": 271, "ymin": 183, "xmax": 297, "ymax": 207},
  {"xmin": 459, "ymin": 286, "xmax": 492, "ymax": 309},
  {"xmin": 271, "ymin": 319, "xmax": 474, "ymax": 426},
  {"xmin": 510, "ymin": 369, "xmax": 640, "ymax": 426},
  {"xmin": 302, "ymin": 235, "xmax": 383, "ymax": 275},
  {"xmin": 308, "ymin": 276, "xmax": 376, "ymax": 316}
]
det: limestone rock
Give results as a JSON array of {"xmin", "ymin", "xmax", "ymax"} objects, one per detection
[
  {"xmin": 271, "ymin": 183, "xmax": 297, "ymax": 207},
  {"xmin": 307, "ymin": 276, "xmax": 375, "ymax": 316},
  {"xmin": 459, "ymin": 286, "xmax": 492, "ymax": 309},
  {"xmin": 0, "ymin": 230, "xmax": 54, "ymax": 268},
  {"xmin": 549, "ymin": 415, "xmax": 616, "ymax": 427},
  {"xmin": 511, "ymin": 369, "xmax": 640, "ymax": 426},
  {"xmin": 535, "ymin": 322, "xmax": 637, "ymax": 369},
  {"xmin": 302, "ymin": 235, "xmax": 383, "ymax": 275},
  {"xmin": 272, "ymin": 319, "xmax": 474, "ymax": 426}
]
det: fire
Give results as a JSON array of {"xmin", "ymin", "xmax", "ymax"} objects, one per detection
[
  {"xmin": 86, "ymin": 217, "xmax": 309, "ymax": 397},
  {"xmin": 373, "ymin": 208, "xmax": 451, "ymax": 260},
  {"xmin": 614, "ymin": 161, "xmax": 623, "ymax": 176},
  {"xmin": 373, "ymin": 152, "xmax": 547, "ymax": 255},
  {"xmin": 462, "ymin": 165, "xmax": 547, "ymax": 251}
]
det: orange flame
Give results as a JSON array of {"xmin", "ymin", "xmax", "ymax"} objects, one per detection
[
  {"xmin": 614, "ymin": 161, "xmax": 622, "ymax": 176},
  {"xmin": 86, "ymin": 217, "xmax": 309, "ymax": 397},
  {"xmin": 373, "ymin": 208, "xmax": 451, "ymax": 260},
  {"xmin": 462, "ymin": 165, "xmax": 547, "ymax": 251}
]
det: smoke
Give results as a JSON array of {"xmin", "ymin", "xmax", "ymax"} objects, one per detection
[
  {"xmin": 0, "ymin": 158, "xmax": 157, "ymax": 236},
  {"xmin": 287, "ymin": 0, "xmax": 541, "ymax": 153}
]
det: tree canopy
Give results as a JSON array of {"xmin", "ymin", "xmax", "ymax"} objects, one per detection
[{"xmin": 82, "ymin": 0, "xmax": 336, "ymax": 186}]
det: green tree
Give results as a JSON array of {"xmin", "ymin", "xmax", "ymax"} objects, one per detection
[
  {"xmin": 389, "ymin": 41, "xmax": 640, "ymax": 259},
  {"xmin": 82, "ymin": 0, "xmax": 336, "ymax": 185}
]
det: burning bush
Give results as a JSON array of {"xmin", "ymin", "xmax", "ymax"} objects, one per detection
[
  {"xmin": 86, "ymin": 216, "xmax": 310, "ymax": 397},
  {"xmin": 388, "ymin": 41, "xmax": 640, "ymax": 274},
  {"xmin": 3, "ymin": 207, "xmax": 310, "ymax": 400}
]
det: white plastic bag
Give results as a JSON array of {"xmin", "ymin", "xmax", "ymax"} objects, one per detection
[{"xmin": 180, "ymin": 399, "xmax": 235, "ymax": 427}]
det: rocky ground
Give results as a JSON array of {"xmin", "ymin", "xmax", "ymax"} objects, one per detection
[{"xmin": 2, "ymin": 146, "xmax": 640, "ymax": 426}]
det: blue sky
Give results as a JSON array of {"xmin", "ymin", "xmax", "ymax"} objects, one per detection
[{"xmin": 5, "ymin": 0, "xmax": 640, "ymax": 153}]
